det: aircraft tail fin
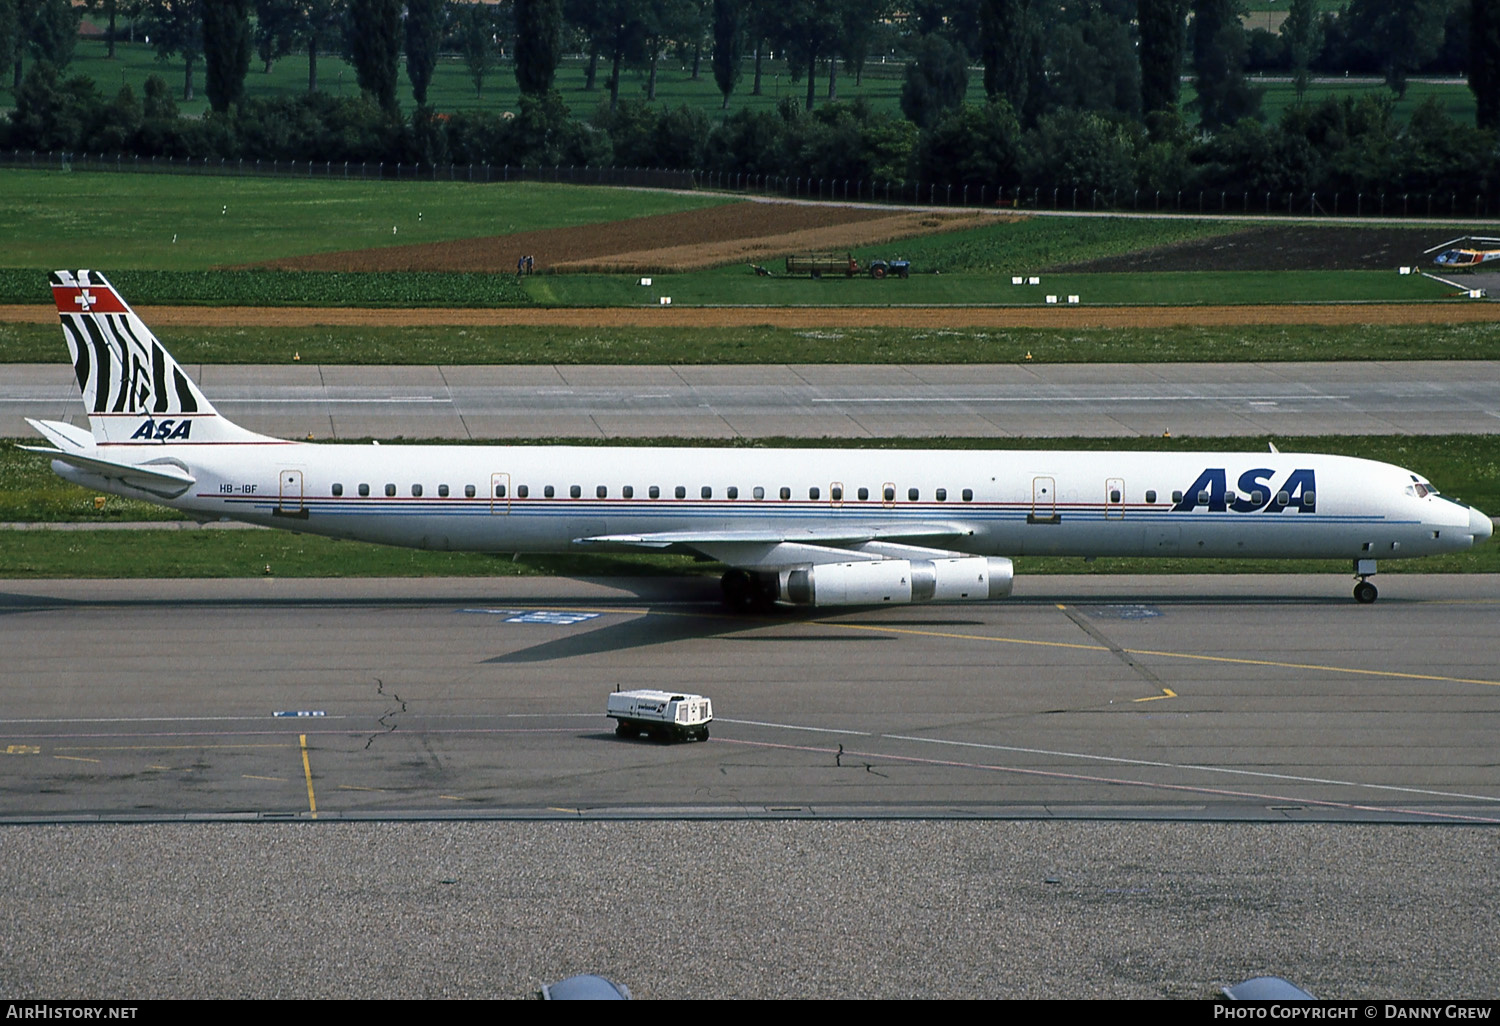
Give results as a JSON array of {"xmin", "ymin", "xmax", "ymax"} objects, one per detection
[{"xmin": 50, "ymin": 270, "xmax": 266, "ymax": 444}]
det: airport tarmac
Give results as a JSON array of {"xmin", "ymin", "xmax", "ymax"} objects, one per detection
[
  {"xmin": 5, "ymin": 360, "xmax": 1499, "ymax": 438},
  {"xmin": 4, "ymin": 574, "xmax": 1497, "ymax": 823},
  {"xmin": 1, "ymin": 574, "xmax": 1498, "ymax": 999}
]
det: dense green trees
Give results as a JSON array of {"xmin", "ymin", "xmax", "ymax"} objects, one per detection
[
  {"xmin": 346, "ymin": 0, "xmax": 401, "ymax": 113},
  {"xmin": 711, "ymin": 0, "xmax": 742, "ymax": 109},
  {"xmin": 201, "ymin": 0, "xmax": 251, "ymax": 112},
  {"xmin": 1137, "ymin": 0, "xmax": 1186, "ymax": 134},
  {"xmin": 900, "ymin": 32, "xmax": 968, "ymax": 130},
  {"xmin": 1473, "ymin": 0, "xmax": 1500, "ymax": 129},
  {"xmin": 4, "ymin": 0, "xmax": 1498, "ymax": 213},
  {"xmin": 514, "ymin": 0, "xmax": 563, "ymax": 96},
  {"xmin": 404, "ymin": 0, "xmax": 444, "ymax": 106},
  {"xmin": 1191, "ymin": 0, "xmax": 1259, "ymax": 130}
]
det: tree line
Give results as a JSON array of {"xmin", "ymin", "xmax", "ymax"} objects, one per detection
[{"xmin": 3, "ymin": 0, "xmax": 1499, "ymax": 210}]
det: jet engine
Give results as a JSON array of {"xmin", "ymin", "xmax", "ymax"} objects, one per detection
[{"xmin": 784, "ymin": 557, "xmax": 1014, "ymax": 607}]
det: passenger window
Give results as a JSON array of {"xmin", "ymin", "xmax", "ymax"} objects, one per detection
[
  {"xmin": 494, "ymin": 484, "xmax": 505, "ymax": 498},
  {"xmin": 858, "ymin": 487, "xmax": 869, "ymax": 501},
  {"xmin": 809, "ymin": 487, "xmax": 820, "ymax": 500},
  {"xmin": 544, "ymin": 485, "xmax": 555, "ymax": 498},
  {"xmin": 1250, "ymin": 490, "xmax": 1263, "ymax": 505},
  {"xmin": 465, "ymin": 484, "xmax": 476, "ymax": 498},
  {"xmin": 622, "ymin": 485, "xmax": 634, "ymax": 499},
  {"xmin": 675, "ymin": 486, "xmax": 686, "ymax": 499},
  {"xmin": 516, "ymin": 485, "xmax": 527, "ymax": 498},
  {"xmin": 883, "ymin": 486, "xmax": 895, "ymax": 502},
  {"xmin": 908, "ymin": 488, "xmax": 919, "ymax": 501},
  {"xmin": 753, "ymin": 486, "xmax": 765, "ymax": 500},
  {"xmin": 570, "ymin": 485, "xmax": 581, "ymax": 499},
  {"xmin": 1224, "ymin": 489, "xmax": 1237, "ymax": 504},
  {"xmin": 385, "ymin": 484, "xmax": 396, "ymax": 497},
  {"xmin": 412, "ymin": 484, "xmax": 423, "ymax": 497},
  {"xmin": 649, "ymin": 485, "xmax": 660, "ymax": 499},
  {"xmin": 1198, "ymin": 490, "xmax": 1211, "ymax": 504},
  {"xmin": 779, "ymin": 487, "xmax": 791, "ymax": 500},
  {"xmin": 1304, "ymin": 491, "xmax": 1316, "ymax": 509},
  {"xmin": 332, "ymin": 483, "xmax": 343, "ymax": 497},
  {"xmin": 1172, "ymin": 490, "xmax": 1183, "ymax": 503},
  {"xmin": 701, "ymin": 486, "xmax": 712, "ymax": 499},
  {"xmin": 438, "ymin": 484, "xmax": 449, "ymax": 498},
  {"xmin": 962, "ymin": 489, "xmax": 973, "ymax": 502},
  {"xmin": 597, "ymin": 485, "xmax": 608, "ymax": 499},
  {"xmin": 359, "ymin": 484, "xmax": 370, "ymax": 497},
  {"xmin": 1145, "ymin": 490, "xmax": 1156, "ymax": 504},
  {"xmin": 1109, "ymin": 489, "xmax": 1121, "ymax": 503},
  {"xmin": 1276, "ymin": 490, "xmax": 1289, "ymax": 506},
  {"xmin": 935, "ymin": 488, "xmax": 946, "ymax": 501},
  {"xmin": 831, "ymin": 486, "xmax": 843, "ymax": 501},
  {"xmin": 727, "ymin": 486, "xmax": 738, "ymax": 499}
]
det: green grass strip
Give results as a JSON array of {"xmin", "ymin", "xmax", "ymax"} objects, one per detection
[
  {"xmin": 0, "ymin": 268, "xmax": 530, "ymax": 307},
  {"xmin": 6, "ymin": 321, "xmax": 1500, "ymax": 365}
]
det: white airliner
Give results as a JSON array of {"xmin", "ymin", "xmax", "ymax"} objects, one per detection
[{"xmin": 25, "ymin": 270, "xmax": 1493, "ymax": 607}]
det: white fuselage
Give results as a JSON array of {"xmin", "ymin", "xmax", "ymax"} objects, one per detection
[{"xmin": 64, "ymin": 440, "xmax": 1489, "ymax": 563}]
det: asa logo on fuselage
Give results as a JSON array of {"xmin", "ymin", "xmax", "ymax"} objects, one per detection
[
  {"xmin": 130, "ymin": 418, "xmax": 192, "ymax": 441},
  {"xmin": 1171, "ymin": 468, "xmax": 1316, "ymax": 513}
]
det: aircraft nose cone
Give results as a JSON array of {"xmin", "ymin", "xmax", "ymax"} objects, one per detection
[{"xmin": 1471, "ymin": 506, "xmax": 1495, "ymax": 543}]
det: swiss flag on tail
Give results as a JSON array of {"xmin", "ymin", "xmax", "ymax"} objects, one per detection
[{"xmin": 51, "ymin": 275, "xmax": 130, "ymax": 316}]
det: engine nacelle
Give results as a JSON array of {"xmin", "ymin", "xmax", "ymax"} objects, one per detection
[
  {"xmin": 784, "ymin": 557, "xmax": 1014, "ymax": 607},
  {"xmin": 912, "ymin": 556, "xmax": 1013, "ymax": 601}
]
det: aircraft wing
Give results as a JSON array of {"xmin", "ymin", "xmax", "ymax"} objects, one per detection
[{"xmin": 576, "ymin": 522, "xmax": 980, "ymax": 570}]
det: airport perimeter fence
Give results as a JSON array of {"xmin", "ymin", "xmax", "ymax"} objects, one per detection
[
  {"xmin": 702, "ymin": 169, "xmax": 1500, "ymax": 220},
  {"xmin": 0, "ymin": 149, "xmax": 696, "ymax": 190},
  {"xmin": 4, "ymin": 148, "xmax": 1496, "ymax": 220}
]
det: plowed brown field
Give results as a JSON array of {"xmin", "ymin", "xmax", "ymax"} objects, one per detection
[{"xmin": 248, "ymin": 201, "xmax": 993, "ymax": 274}]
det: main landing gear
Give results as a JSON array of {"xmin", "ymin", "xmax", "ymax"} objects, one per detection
[
  {"xmin": 720, "ymin": 569, "xmax": 780, "ymax": 613},
  {"xmin": 1353, "ymin": 558, "xmax": 1378, "ymax": 604}
]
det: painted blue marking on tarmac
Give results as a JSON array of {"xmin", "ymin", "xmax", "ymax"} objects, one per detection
[
  {"xmin": 1087, "ymin": 605, "xmax": 1163, "ymax": 620},
  {"xmin": 458, "ymin": 608, "xmax": 602, "ymax": 625}
]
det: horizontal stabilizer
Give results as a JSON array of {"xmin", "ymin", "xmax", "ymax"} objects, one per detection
[
  {"xmin": 25, "ymin": 418, "xmax": 95, "ymax": 451},
  {"xmin": 19, "ymin": 444, "xmax": 196, "ymax": 499}
]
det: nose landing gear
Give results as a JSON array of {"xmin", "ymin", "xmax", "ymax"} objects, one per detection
[{"xmin": 1353, "ymin": 558, "xmax": 1378, "ymax": 604}]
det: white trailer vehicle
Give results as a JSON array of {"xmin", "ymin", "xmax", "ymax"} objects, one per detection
[{"xmin": 607, "ymin": 689, "xmax": 713, "ymax": 742}]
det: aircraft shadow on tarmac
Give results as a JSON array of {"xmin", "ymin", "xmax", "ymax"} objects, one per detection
[{"xmin": 479, "ymin": 602, "xmax": 818, "ymax": 663}]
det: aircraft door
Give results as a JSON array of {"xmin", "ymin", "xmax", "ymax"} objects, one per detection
[
  {"xmin": 278, "ymin": 469, "xmax": 303, "ymax": 513},
  {"xmin": 1105, "ymin": 477, "xmax": 1125, "ymax": 519},
  {"xmin": 491, "ymin": 472, "xmax": 510, "ymax": 514},
  {"xmin": 1030, "ymin": 476, "xmax": 1058, "ymax": 524}
]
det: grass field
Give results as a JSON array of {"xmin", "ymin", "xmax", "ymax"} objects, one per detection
[
  {"xmin": 0, "ymin": 171, "xmax": 732, "ymax": 272},
  {"xmin": 6, "ymin": 320, "xmax": 1499, "ymax": 365},
  {"xmin": 3, "ymin": 430, "xmax": 1495, "ymax": 578},
  {"xmin": 527, "ymin": 268, "xmax": 1451, "ymax": 307},
  {"xmin": 1226, "ymin": 77, "xmax": 1478, "ymax": 126},
  {"xmin": 0, "ymin": 174, "xmax": 1236, "ymax": 277},
  {"xmin": 0, "ymin": 173, "xmax": 1455, "ymax": 310}
]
